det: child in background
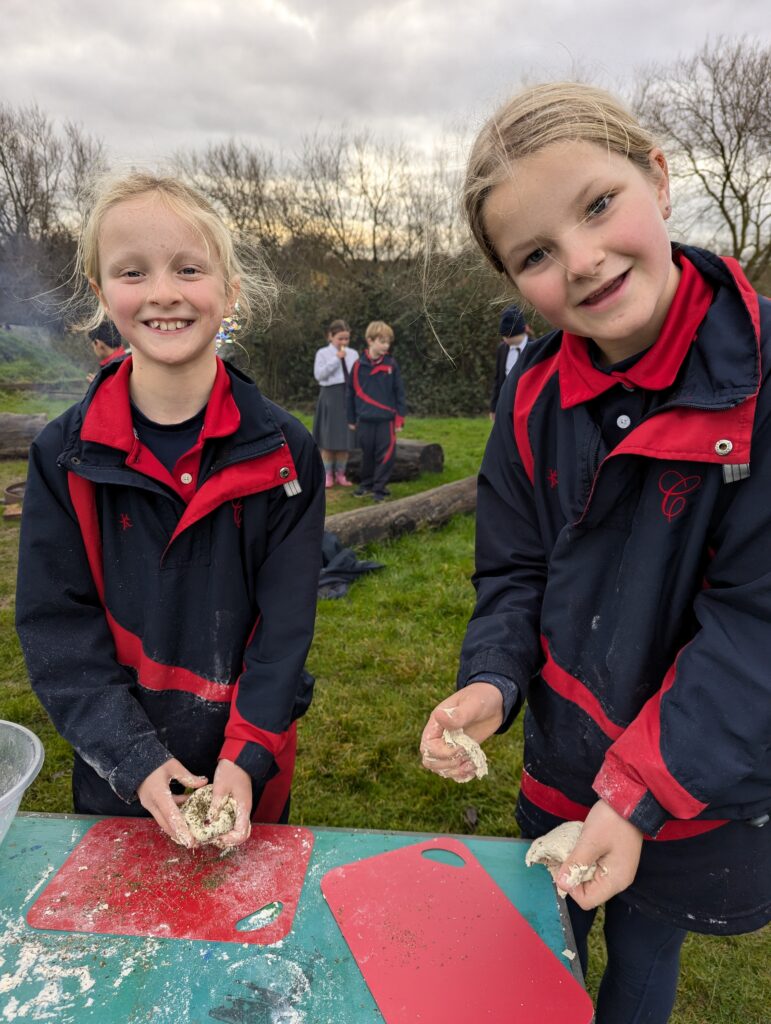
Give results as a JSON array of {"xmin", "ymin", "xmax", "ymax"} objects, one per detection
[
  {"xmin": 86, "ymin": 319, "xmax": 127, "ymax": 383},
  {"xmin": 420, "ymin": 83, "xmax": 770, "ymax": 1023},
  {"xmin": 312, "ymin": 318, "xmax": 358, "ymax": 488},
  {"xmin": 489, "ymin": 303, "xmax": 530, "ymax": 419},
  {"xmin": 16, "ymin": 172, "xmax": 325, "ymax": 849},
  {"xmin": 347, "ymin": 320, "xmax": 406, "ymax": 502}
]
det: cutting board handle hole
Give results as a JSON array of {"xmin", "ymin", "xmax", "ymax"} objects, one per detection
[
  {"xmin": 421, "ymin": 848, "xmax": 466, "ymax": 868},
  {"xmin": 235, "ymin": 900, "xmax": 283, "ymax": 931}
]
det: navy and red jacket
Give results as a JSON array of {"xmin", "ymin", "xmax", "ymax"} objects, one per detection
[
  {"xmin": 16, "ymin": 356, "xmax": 324, "ymax": 819},
  {"xmin": 347, "ymin": 351, "xmax": 406, "ymax": 426},
  {"xmin": 460, "ymin": 245, "xmax": 771, "ymax": 840}
]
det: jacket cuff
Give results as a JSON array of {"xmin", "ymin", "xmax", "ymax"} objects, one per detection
[
  {"xmin": 220, "ymin": 738, "xmax": 275, "ymax": 785},
  {"xmin": 465, "ymin": 672, "xmax": 521, "ymax": 733},
  {"xmin": 593, "ymin": 758, "xmax": 669, "ymax": 837},
  {"xmin": 108, "ymin": 735, "xmax": 174, "ymax": 804},
  {"xmin": 458, "ymin": 649, "xmax": 532, "ymax": 702}
]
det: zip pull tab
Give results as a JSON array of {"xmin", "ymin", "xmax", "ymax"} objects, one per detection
[{"xmin": 722, "ymin": 463, "xmax": 750, "ymax": 483}]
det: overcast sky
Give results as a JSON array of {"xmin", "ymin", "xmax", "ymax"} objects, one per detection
[{"xmin": 2, "ymin": 0, "xmax": 768, "ymax": 165}]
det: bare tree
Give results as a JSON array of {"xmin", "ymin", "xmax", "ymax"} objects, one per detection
[
  {"xmin": 175, "ymin": 140, "xmax": 298, "ymax": 249},
  {"xmin": 635, "ymin": 37, "xmax": 771, "ymax": 285},
  {"xmin": 295, "ymin": 129, "xmax": 431, "ymax": 266},
  {"xmin": 0, "ymin": 105, "xmax": 104, "ymax": 323},
  {"xmin": 62, "ymin": 121, "xmax": 106, "ymax": 224},
  {"xmin": 0, "ymin": 103, "xmax": 64, "ymax": 240}
]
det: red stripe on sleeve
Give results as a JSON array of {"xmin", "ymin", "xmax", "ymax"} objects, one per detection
[
  {"xmin": 594, "ymin": 656, "xmax": 709, "ymax": 821},
  {"xmin": 222, "ymin": 680, "xmax": 289, "ymax": 757},
  {"xmin": 521, "ymin": 769, "xmax": 726, "ymax": 841}
]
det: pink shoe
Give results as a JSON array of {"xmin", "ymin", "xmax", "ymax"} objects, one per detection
[
  {"xmin": 335, "ymin": 471, "xmax": 352, "ymax": 486},
  {"xmin": 325, "ymin": 471, "xmax": 335, "ymax": 489}
]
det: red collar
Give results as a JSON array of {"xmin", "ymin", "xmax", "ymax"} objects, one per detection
[
  {"xmin": 559, "ymin": 255, "xmax": 714, "ymax": 409},
  {"xmin": 99, "ymin": 347, "xmax": 126, "ymax": 366},
  {"xmin": 81, "ymin": 356, "xmax": 240, "ymax": 451}
]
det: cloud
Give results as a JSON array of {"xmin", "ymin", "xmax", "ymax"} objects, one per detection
[{"xmin": 2, "ymin": 0, "xmax": 768, "ymax": 163}]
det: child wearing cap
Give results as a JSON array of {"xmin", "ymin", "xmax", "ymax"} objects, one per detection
[{"xmin": 490, "ymin": 303, "xmax": 530, "ymax": 418}]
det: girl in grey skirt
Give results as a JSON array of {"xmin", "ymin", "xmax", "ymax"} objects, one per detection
[{"xmin": 313, "ymin": 319, "xmax": 359, "ymax": 488}]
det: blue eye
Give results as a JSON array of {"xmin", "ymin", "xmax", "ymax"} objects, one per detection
[
  {"xmin": 587, "ymin": 193, "xmax": 612, "ymax": 217},
  {"xmin": 524, "ymin": 248, "xmax": 547, "ymax": 268}
]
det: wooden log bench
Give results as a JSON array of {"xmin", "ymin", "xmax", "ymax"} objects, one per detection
[{"xmin": 325, "ymin": 475, "xmax": 477, "ymax": 548}]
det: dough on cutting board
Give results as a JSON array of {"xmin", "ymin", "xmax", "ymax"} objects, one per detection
[
  {"xmin": 525, "ymin": 820, "xmax": 598, "ymax": 897},
  {"xmin": 182, "ymin": 784, "xmax": 237, "ymax": 843},
  {"xmin": 442, "ymin": 728, "xmax": 488, "ymax": 781}
]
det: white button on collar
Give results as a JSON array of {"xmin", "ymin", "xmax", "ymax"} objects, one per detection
[
  {"xmin": 616, "ymin": 414, "xmax": 631, "ymax": 429},
  {"xmin": 180, "ymin": 472, "xmax": 193, "ymax": 485}
]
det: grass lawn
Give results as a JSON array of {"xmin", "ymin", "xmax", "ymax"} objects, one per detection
[{"xmin": 1, "ymin": 394, "xmax": 768, "ymax": 1022}]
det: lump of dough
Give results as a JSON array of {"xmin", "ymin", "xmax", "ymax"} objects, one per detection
[
  {"xmin": 182, "ymin": 784, "xmax": 237, "ymax": 844},
  {"xmin": 442, "ymin": 728, "xmax": 488, "ymax": 781},
  {"xmin": 525, "ymin": 820, "xmax": 598, "ymax": 897}
]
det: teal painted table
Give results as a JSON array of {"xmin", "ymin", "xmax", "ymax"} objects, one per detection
[{"xmin": 0, "ymin": 814, "xmax": 583, "ymax": 1023}]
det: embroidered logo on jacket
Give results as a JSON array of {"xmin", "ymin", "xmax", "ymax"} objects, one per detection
[
  {"xmin": 232, "ymin": 499, "xmax": 244, "ymax": 528},
  {"xmin": 547, "ymin": 468, "xmax": 559, "ymax": 489},
  {"xmin": 658, "ymin": 470, "xmax": 702, "ymax": 521},
  {"xmin": 119, "ymin": 513, "xmax": 133, "ymax": 531}
]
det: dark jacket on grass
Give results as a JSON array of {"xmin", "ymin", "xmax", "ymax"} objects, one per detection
[{"xmin": 16, "ymin": 357, "xmax": 324, "ymax": 819}]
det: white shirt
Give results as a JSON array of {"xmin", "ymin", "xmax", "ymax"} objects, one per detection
[
  {"xmin": 314, "ymin": 344, "xmax": 359, "ymax": 386},
  {"xmin": 505, "ymin": 337, "xmax": 528, "ymax": 376}
]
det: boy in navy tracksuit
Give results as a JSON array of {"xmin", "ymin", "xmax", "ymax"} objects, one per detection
[{"xmin": 347, "ymin": 321, "xmax": 406, "ymax": 502}]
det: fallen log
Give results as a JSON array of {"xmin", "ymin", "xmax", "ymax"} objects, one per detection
[
  {"xmin": 325, "ymin": 475, "xmax": 477, "ymax": 548},
  {"xmin": 346, "ymin": 438, "xmax": 443, "ymax": 482},
  {"xmin": 0, "ymin": 413, "xmax": 47, "ymax": 457}
]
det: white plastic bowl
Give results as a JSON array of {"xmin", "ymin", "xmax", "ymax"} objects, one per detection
[{"xmin": 0, "ymin": 720, "xmax": 44, "ymax": 848}]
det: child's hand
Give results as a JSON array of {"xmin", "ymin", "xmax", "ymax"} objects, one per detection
[
  {"xmin": 209, "ymin": 759, "xmax": 253, "ymax": 848},
  {"xmin": 420, "ymin": 682, "xmax": 503, "ymax": 782},
  {"xmin": 556, "ymin": 800, "xmax": 644, "ymax": 910},
  {"xmin": 137, "ymin": 758, "xmax": 208, "ymax": 848}
]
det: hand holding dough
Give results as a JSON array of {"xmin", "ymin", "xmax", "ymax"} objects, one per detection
[
  {"xmin": 525, "ymin": 820, "xmax": 599, "ymax": 897},
  {"xmin": 442, "ymin": 728, "xmax": 488, "ymax": 781},
  {"xmin": 182, "ymin": 784, "xmax": 238, "ymax": 844}
]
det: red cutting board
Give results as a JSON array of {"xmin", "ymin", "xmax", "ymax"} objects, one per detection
[
  {"xmin": 27, "ymin": 818, "xmax": 313, "ymax": 945},
  {"xmin": 322, "ymin": 836, "xmax": 594, "ymax": 1023}
]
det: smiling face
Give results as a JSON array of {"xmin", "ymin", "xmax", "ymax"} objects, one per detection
[
  {"xmin": 483, "ymin": 140, "xmax": 680, "ymax": 363},
  {"xmin": 90, "ymin": 192, "xmax": 236, "ymax": 376}
]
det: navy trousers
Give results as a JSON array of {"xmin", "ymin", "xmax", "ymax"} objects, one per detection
[
  {"xmin": 357, "ymin": 419, "xmax": 396, "ymax": 495},
  {"xmin": 568, "ymin": 897, "xmax": 687, "ymax": 1024}
]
